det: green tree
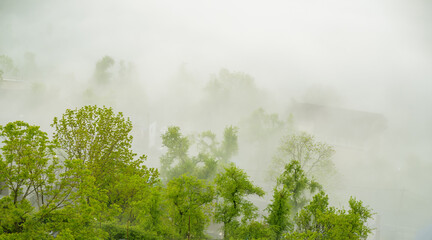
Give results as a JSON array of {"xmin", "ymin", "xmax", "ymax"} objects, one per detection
[
  {"xmin": 287, "ymin": 191, "xmax": 373, "ymax": 240},
  {"xmin": 160, "ymin": 126, "xmax": 190, "ymax": 181},
  {"xmin": 271, "ymin": 132, "xmax": 335, "ymax": 180},
  {"xmin": 0, "ymin": 121, "xmax": 107, "ymax": 239},
  {"xmin": 160, "ymin": 126, "xmax": 237, "ymax": 182},
  {"xmin": 0, "ymin": 121, "xmax": 57, "ymax": 206},
  {"xmin": 277, "ymin": 160, "xmax": 321, "ymax": 215},
  {"xmin": 214, "ymin": 164, "xmax": 265, "ymax": 239},
  {"xmin": 51, "ymin": 106, "xmax": 158, "ymax": 223},
  {"xmin": 219, "ymin": 126, "xmax": 238, "ymax": 164},
  {"xmin": 265, "ymin": 186, "xmax": 292, "ymax": 240},
  {"xmin": 166, "ymin": 175, "xmax": 214, "ymax": 239}
]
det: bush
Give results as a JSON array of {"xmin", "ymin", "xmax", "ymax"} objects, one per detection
[{"xmin": 101, "ymin": 223, "xmax": 161, "ymax": 240}]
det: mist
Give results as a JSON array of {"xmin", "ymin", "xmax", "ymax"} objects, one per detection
[{"xmin": 1, "ymin": 0, "xmax": 431, "ymax": 239}]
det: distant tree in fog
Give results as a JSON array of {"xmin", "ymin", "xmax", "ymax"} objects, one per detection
[
  {"xmin": 93, "ymin": 56, "xmax": 115, "ymax": 84},
  {"xmin": 271, "ymin": 132, "xmax": 335, "ymax": 181},
  {"xmin": 202, "ymin": 69, "xmax": 263, "ymax": 122},
  {"xmin": 241, "ymin": 108, "xmax": 287, "ymax": 143},
  {"xmin": 0, "ymin": 55, "xmax": 19, "ymax": 79}
]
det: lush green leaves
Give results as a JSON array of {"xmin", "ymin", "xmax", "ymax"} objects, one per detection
[
  {"xmin": 287, "ymin": 191, "xmax": 373, "ymax": 240},
  {"xmin": 160, "ymin": 126, "xmax": 238, "ymax": 182},
  {"xmin": 0, "ymin": 106, "xmax": 374, "ymax": 240},
  {"xmin": 166, "ymin": 175, "xmax": 214, "ymax": 239},
  {"xmin": 214, "ymin": 164, "xmax": 264, "ymax": 239}
]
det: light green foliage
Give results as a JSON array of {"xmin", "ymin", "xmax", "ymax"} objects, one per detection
[
  {"xmin": 52, "ymin": 105, "xmax": 157, "ymax": 192},
  {"xmin": 0, "ymin": 121, "xmax": 107, "ymax": 239},
  {"xmin": 287, "ymin": 191, "xmax": 373, "ymax": 240},
  {"xmin": 196, "ymin": 126, "xmax": 238, "ymax": 165},
  {"xmin": 160, "ymin": 126, "xmax": 190, "ymax": 179},
  {"xmin": 102, "ymin": 222, "xmax": 162, "ymax": 240},
  {"xmin": 277, "ymin": 160, "xmax": 322, "ymax": 214},
  {"xmin": 271, "ymin": 132, "xmax": 335, "ymax": 180},
  {"xmin": 234, "ymin": 221, "xmax": 272, "ymax": 240},
  {"xmin": 93, "ymin": 56, "xmax": 115, "ymax": 84},
  {"xmin": 160, "ymin": 126, "xmax": 237, "ymax": 181},
  {"xmin": 166, "ymin": 175, "xmax": 214, "ymax": 239},
  {"xmin": 0, "ymin": 121, "xmax": 58, "ymax": 206},
  {"xmin": 196, "ymin": 130, "xmax": 218, "ymax": 155},
  {"xmin": 214, "ymin": 164, "xmax": 265, "ymax": 239},
  {"xmin": 51, "ymin": 105, "xmax": 159, "ymax": 227}
]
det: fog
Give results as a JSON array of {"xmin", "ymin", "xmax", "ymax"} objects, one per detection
[{"xmin": 1, "ymin": 0, "xmax": 431, "ymax": 239}]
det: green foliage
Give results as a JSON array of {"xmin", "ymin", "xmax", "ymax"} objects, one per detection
[
  {"xmin": 265, "ymin": 186, "xmax": 292, "ymax": 240},
  {"xmin": 214, "ymin": 164, "xmax": 265, "ymax": 239},
  {"xmin": 101, "ymin": 222, "xmax": 161, "ymax": 240},
  {"xmin": 0, "ymin": 121, "xmax": 58, "ymax": 206},
  {"xmin": 219, "ymin": 126, "xmax": 238, "ymax": 164},
  {"xmin": 165, "ymin": 175, "xmax": 214, "ymax": 239},
  {"xmin": 286, "ymin": 191, "xmax": 373, "ymax": 240},
  {"xmin": 160, "ymin": 126, "xmax": 238, "ymax": 182},
  {"xmin": 51, "ymin": 106, "xmax": 158, "ymax": 213},
  {"xmin": 0, "ymin": 196, "xmax": 33, "ymax": 235},
  {"xmin": 277, "ymin": 160, "xmax": 322, "ymax": 214},
  {"xmin": 0, "ymin": 106, "xmax": 374, "ymax": 239},
  {"xmin": 0, "ymin": 121, "xmax": 108, "ymax": 239},
  {"xmin": 235, "ymin": 221, "xmax": 272, "ymax": 240},
  {"xmin": 271, "ymin": 132, "xmax": 335, "ymax": 181},
  {"xmin": 160, "ymin": 126, "xmax": 190, "ymax": 180}
]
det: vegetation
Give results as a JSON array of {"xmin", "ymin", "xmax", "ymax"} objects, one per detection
[
  {"xmin": 160, "ymin": 126, "xmax": 238, "ymax": 182},
  {"xmin": 0, "ymin": 105, "xmax": 373, "ymax": 239},
  {"xmin": 271, "ymin": 132, "xmax": 335, "ymax": 181},
  {"xmin": 214, "ymin": 164, "xmax": 265, "ymax": 239}
]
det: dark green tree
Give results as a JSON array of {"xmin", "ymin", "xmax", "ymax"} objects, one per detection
[{"xmin": 266, "ymin": 185, "xmax": 292, "ymax": 240}]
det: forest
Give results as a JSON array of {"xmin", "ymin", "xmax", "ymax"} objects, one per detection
[{"xmin": 0, "ymin": 105, "xmax": 373, "ymax": 240}]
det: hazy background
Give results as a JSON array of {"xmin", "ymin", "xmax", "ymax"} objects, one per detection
[{"xmin": 1, "ymin": 0, "xmax": 431, "ymax": 239}]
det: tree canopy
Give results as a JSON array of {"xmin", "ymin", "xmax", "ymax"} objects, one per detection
[{"xmin": 0, "ymin": 105, "xmax": 374, "ymax": 240}]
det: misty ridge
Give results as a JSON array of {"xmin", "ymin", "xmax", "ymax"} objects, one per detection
[{"xmin": 1, "ymin": 0, "xmax": 432, "ymax": 239}]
